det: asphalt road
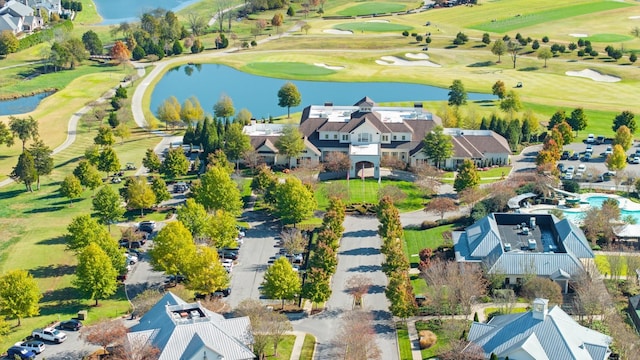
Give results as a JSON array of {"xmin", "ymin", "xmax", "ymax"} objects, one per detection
[{"xmin": 21, "ymin": 326, "xmax": 97, "ymax": 360}]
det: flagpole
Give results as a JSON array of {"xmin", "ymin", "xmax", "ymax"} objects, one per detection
[
  {"xmin": 347, "ymin": 166, "xmax": 350, "ymax": 201},
  {"xmin": 362, "ymin": 162, "xmax": 365, "ymax": 201}
]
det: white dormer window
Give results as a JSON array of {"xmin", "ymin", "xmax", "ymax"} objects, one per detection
[
  {"xmin": 342, "ymin": 134, "xmax": 349, "ymax": 141},
  {"xmin": 357, "ymin": 133, "xmax": 371, "ymax": 143},
  {"xmin": 382, "ymin": 135, "xmax": 389, "ymax": 142}
]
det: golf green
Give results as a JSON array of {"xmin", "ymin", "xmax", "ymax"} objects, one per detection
[
  {"xmin": 334, "ymin": 22, "xmax": 413, "ymax": 32},
  {"xmin": 243, "ymin": 62, "xmax": 337, "ymax": 77}
]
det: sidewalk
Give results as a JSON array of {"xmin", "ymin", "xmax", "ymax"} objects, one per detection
[
  {"xmin": 406, "ymin": 319, "xmax": 423, "ymax": 360},
  {"xmin": 288, "ymin": 330, "xmax": 308, "ymax": 360}
]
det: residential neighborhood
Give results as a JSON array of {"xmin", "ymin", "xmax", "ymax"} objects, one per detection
[{"xmin": 0, "ymin": 0, "xmax": 640, "ymax": 359}]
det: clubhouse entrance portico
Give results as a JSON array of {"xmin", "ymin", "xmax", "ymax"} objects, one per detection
[{"xmin": 350, "ymin": 144, "xmax": 380, "ymax": 179}]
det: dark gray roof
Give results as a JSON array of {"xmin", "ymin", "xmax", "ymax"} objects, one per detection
[{"xmin": 354, "ymin": 96, "xmax": 375, "ymax": 107}]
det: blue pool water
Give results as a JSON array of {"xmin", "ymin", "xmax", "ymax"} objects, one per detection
[{"xmin": 562, "ymin": 196, "xmax": 640, "ymax": 224}]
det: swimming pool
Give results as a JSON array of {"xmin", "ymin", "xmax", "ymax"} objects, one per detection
[{"xmin": 563, "ymin": 195, "xmax": 640, "ymax": 224}]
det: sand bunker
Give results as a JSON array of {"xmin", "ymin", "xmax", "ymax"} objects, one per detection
[
  {"xmin": 375, "ymin": 56, "xmax": 441, "ymax": 67},
  {"xmin": 366, "ymin": 19, "xmax": 389, "ymax": 23},
  {"xmin": 405, "ymin": 53, "xmax": 430, "ymax": 60},
  {"xmin": 565, "ymin": 69, "xmax": 620, "ymax": 83},
  {"xmin": 323, "ymin": 29, "xmax": 353, "ymax": 35},
  {"xmin": 314, "ymin": 63, "xmax": 345, "ymax": 70},
  {"xmin": 569, "ymin": 33, "xmax": 588, "ymax": 37},
  {"xmin": 629, "ymin": 16, "xmax": 640, "ymax": 19}
]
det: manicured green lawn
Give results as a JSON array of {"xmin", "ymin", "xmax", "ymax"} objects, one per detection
[
  {"xmin": 585, "ymin": 34, "xmax": 635, "ymax": 43},
  {"xmin": 263, "ymin": 334, "xmax": 295, "ymax": 359},
  {"xmin": 410, "ymin": 273, "xmax": 427, "ymax": 297},
  {"xmin": 315, "ymin": 178, "xmax": 425, "ymax": 212},
  {"xmin": 483, "ymin": 306, "xmax": 528, "ymax": 319},
  {"xmin": 334, "ymin": 22, "xmax": 413, "ymax": 32},
  {"xmin": 470, "ymin": 1, "xmax": 633, "ymax": 33},
  {"xmin": 300, "ymin": 334, "xmax": 316, "ymax": 360},
  {"xmin": 337, "ymin": 3, "xmax": 408, "ymax": 16},
  {"xmin": 243, "ymin": 62, "xmax": 337, "ymax": 77},
  {"xmin": 396, "ymin": 321, "xmax": 413, "ymax": 360},
  {"xmin": 403, "ymin": 225, "xmax": 454, "ymax": 268},
  {"xmin": 416, "ymin": 319, "xmax": 471, "ymax": 359}
]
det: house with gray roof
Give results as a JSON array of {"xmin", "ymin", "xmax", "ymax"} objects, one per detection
[
  {"xmin": 0, "ymin": 0, "xmax": 43, "ymax": 34},
  {"xmin": 128, "ymin": 292, "xmax": 254, "ymax": 360},
  {"xmin": 453, "ymin": 213, "xmax": 594, "ymax": 292},
  {"xmin": 243, "ymin": 97, "xmax": 510, "ymax": 175},
  {"xmin": 467, "ymin": 298, "xmax": 612, "ymax": 359}
]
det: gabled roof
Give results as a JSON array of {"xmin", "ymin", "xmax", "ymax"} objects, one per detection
[
  {"xmin": 354, "ymin": 96, "xmax": 375, "ymax": 107},
  {"xmin": 468, "ymin": 306, "xmax": 612, "ymax": 359},
  {"xmin": 0, "ymin": 14, "xmax": 18, "ymax": 31},
  {"xmin": 555, "ymin": 218, "xmax": 594, "ymax": 259},
  {"xmin": 250, "ymin": 136, "xmax": 279, "ymax": 153},
  {"xmin": 3, "ymin": 0, "xmax": 34, "ymax": 17},
  {"xmin": 129, "ymin": 292, "xmax": 254, "ymax": 360}
]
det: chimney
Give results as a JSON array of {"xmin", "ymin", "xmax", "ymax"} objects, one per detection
[{"xmin": 532, "ymin": 298, "xmax": 549, "ymax": 320}]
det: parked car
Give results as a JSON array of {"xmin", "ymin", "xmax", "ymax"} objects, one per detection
[
  {"xmin": 582, "ymin": 152, "xmax": 592, "ymax": 162},
  {"xmin": 14, "ymin": 340, "xmax": 45, "ymax": 354},
  {"xmin": 563, "ymin": 172, "xmax": 574, "ymax": 180},
  {"xmin": 596, "ymin": 135, "xmax": 606, "ymax": 144},
  {"xmin": 138, "ymin": 221, "xmax": 156, "ymax": 233},
  {"xmin": 557, "ymin": 163, "xmax": 565, "ymax": 173},
  {"xmin": 604, "ymin": 145, "xmax": 613, "ymax": 156},
  {"xmin": 569, "ymin": 153, "xmax": 580, "ymax": 160},
  {"xmin": 586, "ymin": 134, "xmax": 595, "ymax": 143},
  {"xmin": 631, "ymin": 156, "xmax": 640, "ymax": 164},
  {"xmin": 59, "ymin": 319, "xmax": 83, "ymax": 331},
  {"xmin": 126, "ymin": 254, "xmax": 138, "ymax": 265},
  {"xmin": 561, "ymin": 151, "xmax": 570, "ymax": 160},
  {"xmin": 32, "ymin": 327, "xmax": 67, "ymax": 343},
  {"xmin": 565, "ymin": 166, "xmax": 575, "ymax": 174},
  {"xmin": 585, "ymin": 144, "xmax": 593, "ymax": 153},
  {"xmin": 577, "ymin": 164, "xmax": 586, "ymax": 173},
  {"xmin": 6, "ymin": 346, "xmax": 36, "ymax": 360},
  {"xmin": 125, "ymin": 162, "xmax": 137, "ymax": 170}
]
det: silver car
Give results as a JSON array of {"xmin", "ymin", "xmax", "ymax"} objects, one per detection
[{"xmin": 15, "ymin": 340, "xmax": 46, "ymax": 354}]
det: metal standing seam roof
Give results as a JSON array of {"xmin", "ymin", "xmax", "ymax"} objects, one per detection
[
  {"xmin": 0, "ymin": 14, "xmax": 18, "ymax": 31},
  {"xmin": 468, "ymin": 306, "xmax": 612, "ymax": 359},
  {"xmin": 555, "ymin": 218, "xmax": 594, "ymax": 259},
  {"xmin": 3, "ymin": 0, "xmax": 34, "ymax": 17}
]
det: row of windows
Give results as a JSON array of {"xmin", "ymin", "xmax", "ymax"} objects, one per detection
[{"xmin": 322, "ymin": 133, "xmax": 407, "ymax": 141}]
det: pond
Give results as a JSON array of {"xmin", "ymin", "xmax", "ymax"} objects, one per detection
[
  {"xmin": 0, "ymin": 91, "xmax": 54, "ymax": 116},
  {"xmin": 150, "ymin": 64, "xmax": 494, "ymax": 120},
  {"xmin": 92, "ymin": 0, "xmax": 201, "ymax": 25}
]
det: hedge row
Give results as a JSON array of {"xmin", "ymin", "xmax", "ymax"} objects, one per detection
[{"xmin": 17, "ymin": 20, "xmax": 73, "ymax": 52}]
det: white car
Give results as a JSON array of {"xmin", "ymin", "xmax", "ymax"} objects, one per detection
[
  {"xmin": 586, "ymin": 134, "xmax": 595, "ymax": 143},
  {"xmin": 564, "ymin": 173, "xmax": 574, "ymax": 180},
  {"xmin": 632, "ymin": 156, "xmax": 640, "ymax": 164},
  {"xmin": 126, "ymin": 254, "xmax": 138, "ymax": 265},
  {"xmin": 577, "ymin": 164, "xmax": 586, "ymax": 173},
  {"xmin": 15, "ymin": 340, "xmax": 45, "ymax": 354},
  {"xmin": 565, "ymin": 166, "xmax": 575, "ymax": 174}
]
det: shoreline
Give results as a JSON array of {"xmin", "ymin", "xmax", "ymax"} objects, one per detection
[{"xmin": 0, "ymin": 88, "xmax": 57, "ymax": 101}]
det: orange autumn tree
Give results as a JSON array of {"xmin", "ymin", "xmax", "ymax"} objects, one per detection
[{"xmin": 110, "ymin": 40, "xmax": 131, "ymax": 66}]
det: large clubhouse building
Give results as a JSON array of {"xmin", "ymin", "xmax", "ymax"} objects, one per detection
[{"xmin": 243, "ymin": 97, "xmax": 511, "ymax": 176}]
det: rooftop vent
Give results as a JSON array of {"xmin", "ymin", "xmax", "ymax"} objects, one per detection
[
  {"xmin": 528, "ymin": 239, "xmax": 537, "ymax": 250},
  {"xmin": 504, "ymin": 243, "xmax": 512, "ymax": 252},
  {"xmin": 414, "ymin": 102, "xmax": 423, "ymax": 108},
  {"xmin": 324, "ymin": 102, "xmax": 333, "ymax": 107}
]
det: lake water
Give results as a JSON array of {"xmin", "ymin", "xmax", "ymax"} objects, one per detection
[
  {"xmin": 150, "ymin": 64, "xmax": 494, "ymax": 120},
  {"xmin": 0, "ymin": 91, "xmax": 54, "ymax": 116},
  {"xmin": 92, "ymin": 0, "xmax": 202, "ymax": 25}
]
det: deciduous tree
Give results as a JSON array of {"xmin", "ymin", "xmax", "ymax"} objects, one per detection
[
  {"xmin": 149, "ymin": 221, "xmax": 196, "ymax": 277},
  {"xmin": 613, "ymin": 110, "xmax": 636, "ymax": 134},
  {"xmin": 0, "ymin": 270, "xmax": 42, "ymax": 326},
  {"xmin": 74, "ymin": 243, "xmax": 118, "ymax": 306},
  {"xmin": 98, "ymin": 146, "xmax": 120, "ymax": 176},
  {"xmin": 308, "ymin": 242, "xmax": 337, "ymax": 274},
  {"xmin": 332, "ymin": 311, "xmax": 381, "ymax": 360},
  {"xmin": 537, "ymin": 47, "xmax": 552, "ymax": 67},
  {"xmin": 507, "ymin": 40, "xmax": 522, "ymax": 69},
  {"xmin": 193, "ymin": 165, "xmax": 243, "ymax": 215},
  {"xmin": 74, "ymin": 160, "xmax": 103, "ymax": 191},
  {"xmin": 94, "ymin": 125, "xmax": 116, "ymax": 147},
  {"xmin": 275, "ymin": 125, "xmax": 305, "ymax": 167},
  {"xmin": 82, "ymin": 30, "xmax": 103, "ymax": 55},
  {"xmin": 185, "ymin": 246, "xmax": 229, "ymax": 295},
  {"xmin": 142, "ymin": 148, "xmax": 162, "ymax": 173},
  {"xmin": 386, "ymin": 271, "xmax": 417, "ymax": 318},
  {"xmin": 156, "ymin": 96, "xmax": 182, "ymax": 129},
  {"xmin": 204, "ymin": 210, "xmax": 238, "ymax": 248},
  {"xmin": 491, "ymin": 39, "xmax": 506, "ymax": 63},
  {"xmin": 606, "ymin": 144, "xmax": 627, "ymax": 172},
  {"xmin": 447, "ymin": 79, "xmax": 467, "ymax": 106},
  {"xmin": 92, "ymin": 185, "xmax": 125, "ymax": 230},
  {"xmin": 224, "ymin": 122, "xmax": 251, "ymax": 171},
  {"xmin": 346, "ymin": 275, "xmax": 371, "ymax": 308},
  {"xmin": 126, "ymin": 177, "xmax": 156, "ymax": 216},
  {"xmin": 277, "ymin": 82, "xmax": 301, "ymax": 118},
  {"xmin": 9, "ymin": 115, "xmax": 38, "ymax": 151},
  {"xmin": 421, "ymin": 126, "xmax": 453, "ymax": 169},
  {"xmin": 499, "ymin": 90, "xmax": 522, "ymax": 119},
  {"xmin": 160, "ymin": 147, "xmax": 189, "ymax": 179},
  {"xmin": 60, "ymin": 174, "xmax": 83, "ymax": 206},
  {"xmin": 0, "ymin": 29, "xmax": 18, "ymax": 55},
  {"xmin": 274, "ymin": 177, "xmax": 316, "ymax": 225},
  {"xmin": 568, "ymin": 107, "xmax": 588, "ymax": 136},
  {"xmin": 425, "ymin": 197, "xmax": 456, "ymax": 220},
  {"xmin": 261, "ymin": 257, "xmax": 301, "ymax": 309},
  {"xmin": 213, "ymin": 93, "xmax": 235, "ymax": 121},
  {"xmin": 177, "ymin": 198, "xmax": 209, "ymax": 239},
  {"xmin": 301, "ymin": 268, "xmax": 331, "ymax": 309},
  {"xmin": 324, "ymin": 151, "xmax": 350, "ymax": 172},
  {"xmin": 151, "ymin": 176, "xmax": 171, "ymax": 205},
  {"xmin": 81, "ymin": 319, "xmax": 127, "ymax": 352},
  {"xmin": 271, "ymin": 12, "xmax": 284, "ymax": 33},
  {"xmin": 28, "ymin": 138, "xmax": 53, "ymax": 190},
  {"xmin": 281, "ymin": 228, "xmax": 306, "ymax": 256},
  {"xmin": 491, "ymin": 80, "xmax": 506, "ymax": 99},
  {"xmin": 521, "ymin": 277, "xmax": 563, "ymax": 305},
  {"xmin": 109, "ymin": 40, "xmax": 131, "ymax": 66},
  {"xmin": 614, "ymin": 125, "xmax": 633, "ymax": 151}
]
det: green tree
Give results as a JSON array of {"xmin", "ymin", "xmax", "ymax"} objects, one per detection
[
  {"xmin": 66, "ymin": 215, "xmax": 105, "ymax": 251},
  {"xmin": 81, "ymin": 30, "xmax": 103, "ymax": 55},
  {"xmin": 172, "ymin": 39, "xmax": 183, "ymax": 55},
  {"xmin": 261, "ymin": 257, "xmax": 301, "ymax": 309},
  {"xmin": 491, "ymin": 39, "xmax": 507, "ymax": 63},
  {"xmin": 142, "ymin": 148, "xmax": 162, "ymax": 173},
  {"xmin": 614, "ymin": 125, "xmax": 633, "ymax": 151},
  {"xmin": 235, "ymin": 108, "xmax": 253, "ymax": 125},
  {"xmin": 60, "ymin": 174, "xmax": 83, "ymax": 206},
  {"xmin": 28, "ymin": 138, "xmax": 53, "ymax": 190},
  {"xmin": 606, "ymin": 144, "xmax": 627, "ymax": 172},
  {"xmin": 92, "ymin": 186, "xmax": 124, "ymax": 230},
  {"xmin": 74, "ymin": 243, "xmax": 118, "ymax": 306},
  {"xmin": 9, "ymin": 115, "xmax": 39, "ymax": 151},
  {"xmin": 180, "ymin": 96, "xmax": 205, "ymax": 123},
  {"xmin": 537, "ymin": 48, "xmax": 553, "ymax": 67},
  {"xmin": 547, "ymin": 110, "xmax": 566, "ymax": 130},
  {"xmin": 447, "ymin": 79, "xmax": 467, "ymax": 106},
  {"xmin": 193, "ymin": 165, "xmax": 243, "ymax": 215},
  {"xmin": 277, "ymin": 82, "xmax": 302, "ymax": 118},
  {"xmin": 377, "ymin": 196, "xmax": 404, "ymax": 241},
  {"xmin": 160, "ymin": 147, "xmax": 190, "ymax": 179},
  {"xmin": 185, "ymin": 246, "xmax": 229, "ymax": 295},
  {"xmin": 482, "ymin": 33, "xmax": 491, "ymax": 45},
  {"xmin": 73, "ymin": 160, "xmax": 103, "ymax": 192},
  {"xmin": 555, "ymin": 121, "xmax": 574, "ymax": 145},
  {"xmin": 492, "ymin": 80, "xmax": 506, "ymax": 99},
  {"xmin": 151, "ymin": 176, "xmax": 171, "ymax": 205},
  {"xmin": 97, "ymin": 147, "xmax": 120, "ymax": 176},
  {"xmin": 499, "ymin": 90, "xmax": 522, "ymax": 118},
  {"xmin": 385, "ymin": 271, "xmax": 417, "ymax": 319},
  {"xmin": 507, "ymin": 40, "xmax": 522, "ymax": 69},
  {"xmin": 274, "ymin": 177, "xmax": 317, "ymax": 225},
  {"xmin": 177, "ymin": 198, "xmax": 209, "ymax": 238},
  {"xmin": 275, "ymin": 125, "xmax": 305, "ymax": 168},
  {"xmin": 567, "ymin": 107, "xmax": 588, "ymax": 136},
  {"xmin": 224, "ymin": 122, "xmax": 251, "ymax": 171},
  {"xmin": 113, "ymin": 123, "xmax": 130, "ymax": 144},
  {"xmin": 613, "ymin": 111, "xmax": 636, "ymax": 134},
  {"xmin": 94, "ymin": 125, "xmax": 116, "ymax": 147},
  {"xmin": 0, "ymin": 122, "xmax": 13, "ymax": 147},
  {"xmin": 213, "ymin": 94, "xmax": 235, "ymax": 121},
  {"xmin": 157, "ymin": 96, "xmax": 182, "ymax": 129},
  {"xmin": 149, "ymin": 221, "xmax": 196, "ymax": 277},
  {"xmin": 204, "ymin": 210, "xmax": 238, "ymax": 249},
  {"xmin": 301, "ymin": 268, "xmax": 331, "ymax": 309},
  {"xmin": 126, "ymin": 177, "xmax": 156, "ymax": 216},
  {"xmin": 0, "ymin": 30, "xmax": 19, "ymax": 55},
  {"xmin": 12, "ymin": 151, "xmax": 37, "ymax": 191},
  {"xmin": 421, "ymin": 126, "xmax": 453, "ymax": 169},
  {"xmin": 0, "ymin": 270, "xmax": 42, "ymax": 326},
  {"xmin": 454, "ymin": 159, "xmax": 480, "ymax": 193},
  {"xmin": 84, "ymin": 145, "xmax": 100, "ymax": 165},
  {"xmin": 308, "ymin": 242, "xmax": 337, "ymax": 274},
  {"xmin": 287, "ymin": 4, "xmax": 296, "ymax": 16}
]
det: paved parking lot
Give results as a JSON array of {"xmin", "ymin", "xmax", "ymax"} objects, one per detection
[{"xmin": 18, "ymin": 326, "xmax": 98, "ymax": 360}]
